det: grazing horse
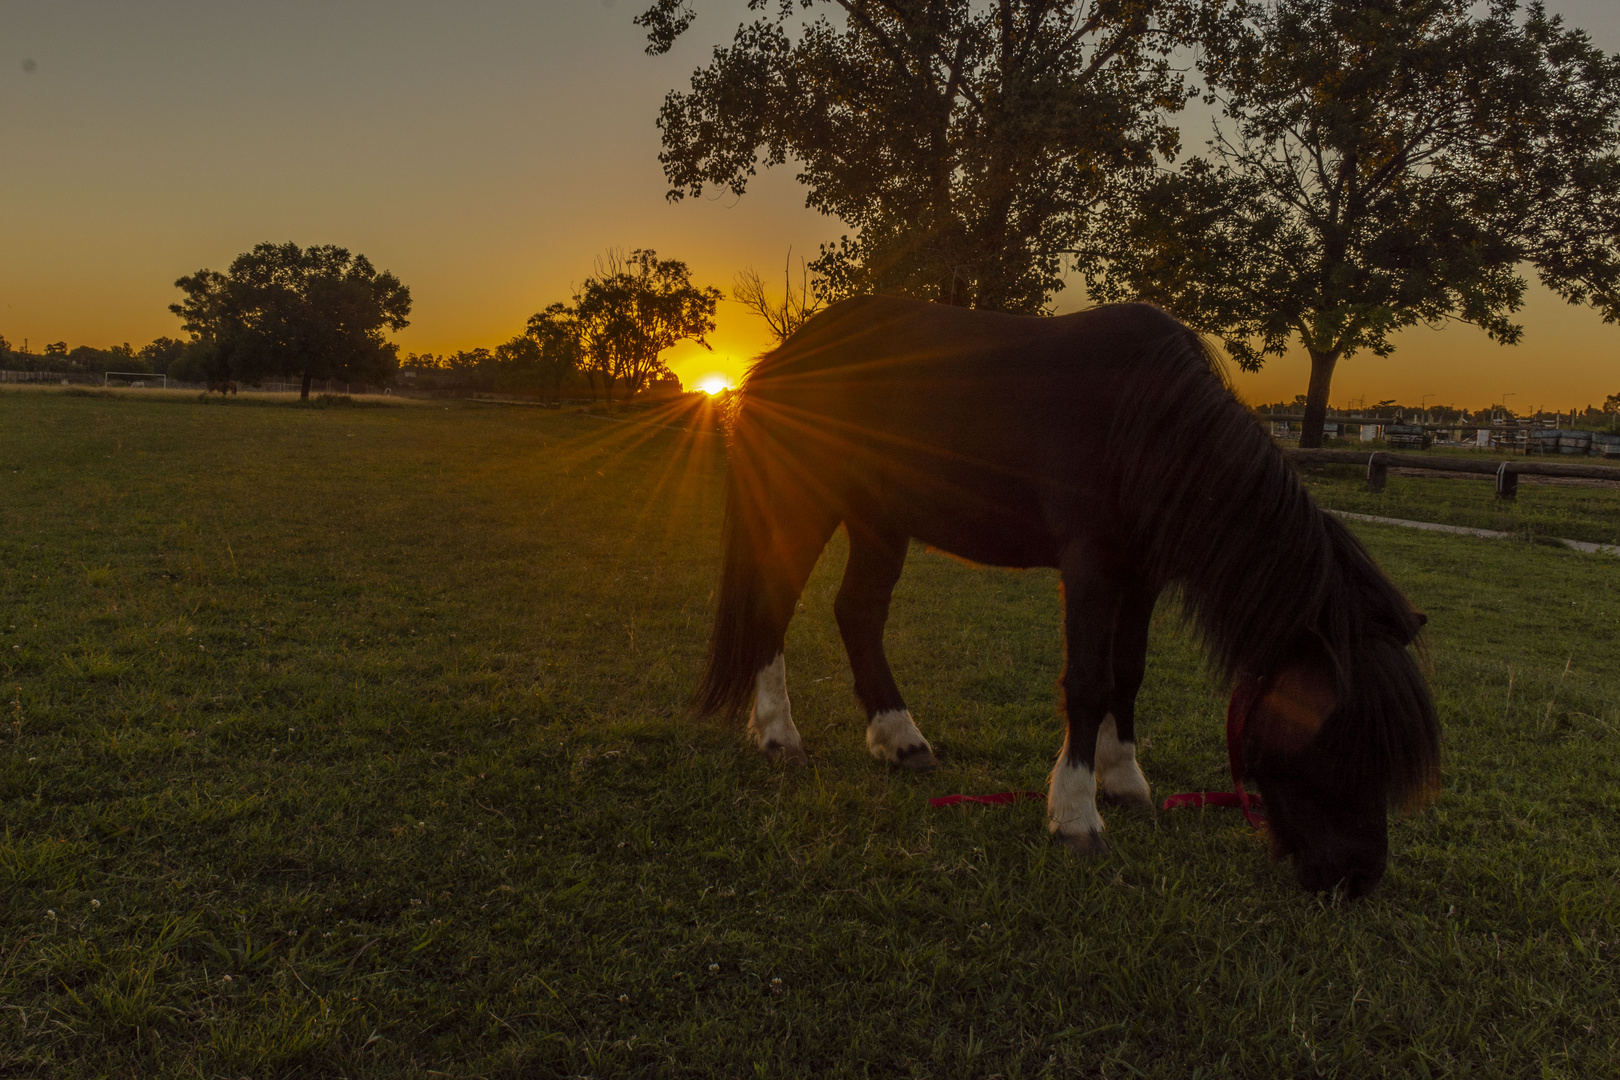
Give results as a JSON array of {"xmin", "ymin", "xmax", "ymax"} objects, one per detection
[{"xmin": 695, "ymin": 296, "xmax": 1440, "ymax": 897}]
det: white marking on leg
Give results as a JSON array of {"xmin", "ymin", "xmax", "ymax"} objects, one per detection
[
  {"xmin": 1095, "ymin": 714, "xmax": 1152, "ymax": 808},
  {"xmin": 1048, "ymin": 734, "xmax": 1105, "ymax": 852},
  {"xmin": 748, "ymin": 653, "xmax": 806, "ymax": 764},
  {"xmin": 865, "ymin": 708, "xmax": 936, "ymax": 768}
]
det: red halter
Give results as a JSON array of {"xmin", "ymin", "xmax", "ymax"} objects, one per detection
[{"xmin": 1161, "ymin": 673, "xmax": 1268, "ymax": 829}]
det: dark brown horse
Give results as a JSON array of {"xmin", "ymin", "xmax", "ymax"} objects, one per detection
[{"xmin": 695, "ymin": 295, "xmax": 1440, "ymax": 897}]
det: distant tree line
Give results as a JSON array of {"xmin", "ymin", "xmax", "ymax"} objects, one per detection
[
  {"xmin": 1253, "ymin": 394, "xmax": 1620, "ymax": 428},
  {"xmin": 0, "ymin": 333, "xmax": 191, "ymax": 377},
  {"xmin": 1, "ymin": 244, "xmax": 410, "ymax": 401},
  {"xmin": 400, "ymin": 249, "xmax": 720, "ymax": 402},
  {"xmin": 3, "ymin": 246, "xmax": 720, "ymax": 403}
]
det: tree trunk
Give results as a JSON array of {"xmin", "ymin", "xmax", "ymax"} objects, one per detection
[
  {"xmin": 1299, "ymin": 349, "xmax": 1339, "ymax": 449},
  {"xmin": 300, "ymin": 370, "xmax": 312, "ymax": 401}
]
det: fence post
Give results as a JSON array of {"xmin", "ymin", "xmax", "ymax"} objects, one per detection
[
  {"xmin": 1366, "ymin": 452, "xmax": 1388, "ymax": 493},
  {"xmin": 1495, "ymin": 462, "xmax": 1518, "ymax": 501}
]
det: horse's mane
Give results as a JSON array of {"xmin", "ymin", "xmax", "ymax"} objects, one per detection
[{"xmin": 1100, "ymin": 320, "xmax": 1440, "ymax": 807}]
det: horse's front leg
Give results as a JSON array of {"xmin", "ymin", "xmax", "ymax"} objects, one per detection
[
  {"xmin": 1096, "ymin": 580, "xmax": 1159, "ymax": 810},
  {"xmin": 1050, "ymin": 542, "xmax": 1124, "ymax": 854}
]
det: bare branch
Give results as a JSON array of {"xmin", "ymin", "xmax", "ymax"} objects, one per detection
[{"xmin": 733, "ymin": 250, "xmax": 826, "ymax": 346}]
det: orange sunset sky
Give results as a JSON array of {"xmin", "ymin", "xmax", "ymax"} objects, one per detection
[{"xmin": 3, "ymin": 0, "xmax": 1617, "ymax": 412}]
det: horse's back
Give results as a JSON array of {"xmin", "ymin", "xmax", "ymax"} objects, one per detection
[
  {"xmin": 732, "ymin": 297, "xmax": 1211, "ymax": 567},
  {"xmin": 751, "ymin": 295, "xmax": 1186, "ymax": 383}
]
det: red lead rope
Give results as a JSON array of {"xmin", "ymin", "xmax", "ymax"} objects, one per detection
[
  {"xmin": 1162, "ymin": 674, "xmax": 1268, "ymax": 830},
  {"xmin": 928, "ymin": 791, "xmax": 1044, "ymax": 807},
  {"xmin": 931, "ymin": 677, "xmax": 1268, "ymax": 829}
]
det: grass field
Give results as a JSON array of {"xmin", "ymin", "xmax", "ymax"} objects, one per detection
[
  {"xmin": 2, "ymin": 387, "xmax": 1617, "ymax": 1078},
  {"xmin": 1300, "ymin": 459, "xmax": 1620, "ymax": 548}
]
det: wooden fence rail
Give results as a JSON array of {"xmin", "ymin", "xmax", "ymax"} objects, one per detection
[{"xmin": 1285, "ymin": 448, "xmax": 1620, "ymax": 500}]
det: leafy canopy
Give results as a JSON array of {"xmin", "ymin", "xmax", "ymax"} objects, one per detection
[
  {"xmin": 172, "ymin": 243, "xmax": 412, "ymax": 397},
  {"xmin": 571, "ymin": 250, "xmax": 721, "ymax": 399},
  {"xmin": 1077, "ymin": 0, "xmax": 1620, "ymax": 445},
  {"xmin": 639, "ymin": 0, "xmax": 1209, "ymax": 313},
  {"xmin": 521, "ymin": 303, "xmax": 587, "ymax": 400},
  {"xmin": 389, "ymin": 253, "xmax": 712, "ymax": 403}
]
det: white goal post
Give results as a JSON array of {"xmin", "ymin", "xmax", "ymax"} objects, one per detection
[{"xmin": 104, "ymin": 372, "xmax": 167, "ymax": 388}]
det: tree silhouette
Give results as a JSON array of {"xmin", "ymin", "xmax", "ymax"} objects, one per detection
[
  {"xmin": 172, "ymin": 243, "xmax": 412, "ymax": 400},
  {"xmin": 733, "ymin": 252, "xmax": 824, "ymax": 347},
  {"xmin": 572, "ymin": 250, "xmax": 721, "ymax": 400},
  {"xmin": 638, "ymin": 0, "xmax": 1207, "ymax": 313},
  {"xmin": 523, "ymin": 304, "xmax": 585, "ymax": 403},
  {"xmin": 1078, "ymin": 0, "xmax": 1620, "ymax": 447},
  {"xmin": 137, "ymin": 337, "xmax": 189, "ymax": 375},
  {"xmin": 492, "ymin": 335, "xmax": 543, "ymax": 398}
]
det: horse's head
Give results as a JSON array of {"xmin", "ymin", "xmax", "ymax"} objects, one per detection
[{"xmin": 1240, "ymin": 621, "xmax": 1438, "ymax": 898}]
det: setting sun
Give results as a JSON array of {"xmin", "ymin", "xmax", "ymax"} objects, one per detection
[{"xmin": 698, "ymin": 374, "xmax": 730, "ymax": 396}]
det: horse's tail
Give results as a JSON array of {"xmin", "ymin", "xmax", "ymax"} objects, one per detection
[{"xmin": 692, "ymin": 451, "xmax": 772, "ymax": 722}]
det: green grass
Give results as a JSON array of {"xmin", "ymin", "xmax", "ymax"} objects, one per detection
[
  {"xmin": 2, "ymin": 388, "xmax": 1617, "ymax": 1078},
  {"xmin": 1301, "ymin": 460, "xmax": 1620, "ymax": 546}
]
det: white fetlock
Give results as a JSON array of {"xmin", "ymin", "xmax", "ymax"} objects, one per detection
[
  {"xmin": 1095, "ymin": 714, "xmax": 1152, "ymax": 808},
  {"xmin": 748, "ymin": 653, "xmax": 807, "ymax": 765},
  {"xmin": 866, "ymin": 708, "xmax": 938, "ymax": 770},
  {"xmin": 1049, "ymin": 739, "xmax": 1107, "ymax": 853}
]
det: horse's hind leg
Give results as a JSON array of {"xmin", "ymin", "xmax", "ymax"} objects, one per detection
[
  {"xmin": 1049, "ymin": 540, "xmax": 1123, "ymax": 854},
  {"xmin": 749, "ymin": 653, "xmax": 803, "ymax": 764},
  {"xmin": 746, "ymin": 512, "xmax": 839, "ymax": 766},
  {"xmin": 834, "ymin": 523, "xmax": 937, "ymax": 770},
  {"xmin": 1096, "ymin": 580, "xmax": 1158, "ymax": 809}
]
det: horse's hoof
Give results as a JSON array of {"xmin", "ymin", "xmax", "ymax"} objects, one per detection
[
  {"xmin": 762, "ymin": 741, "xmax": 808, "ymax": 766},
  {"xmin": 1100, "ymin": 789, "xmax": 1154, "ymax": 811},
  {"xmin": 892, "ymin": 743, "xmax": 939, "ymax": 772},
  {"xmin": 1055, "ymin": 829, "xmax": 1108, "ymax": 856}
]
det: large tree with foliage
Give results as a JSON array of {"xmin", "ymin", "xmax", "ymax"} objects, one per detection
[
  {"xmin": 492, "ymin": 335, "xmax": 544, "ymax": 398},
  {"xmin": 137, "ymin": 337, "xmax": 190, "ymax": 375},
  {"xmin": 522, "ymin": 303, "xmax": 585, "ymax": 402},
  {"xmin": 572, "ymin": 250, "xmax": 721, "ymax": 399},
  {"xmin": 1078, "ymin": 0, "xmax": 1620, "ymax": 447},
  {"xmin": 638, "ymin": 0, "xmax": 1209, "ymax": 313},
  {"xmin": 171, "ymin": 243, "xmax": 412, "ymax": 400}
]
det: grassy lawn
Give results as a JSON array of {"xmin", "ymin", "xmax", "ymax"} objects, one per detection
[
  {"xmin": 2, "ymin": 387, "xmax": 1616, "ymax": 1078},
  {"xmin": 1300, "ymin": 458, "xmax": 1620, "ymax": 547}
]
